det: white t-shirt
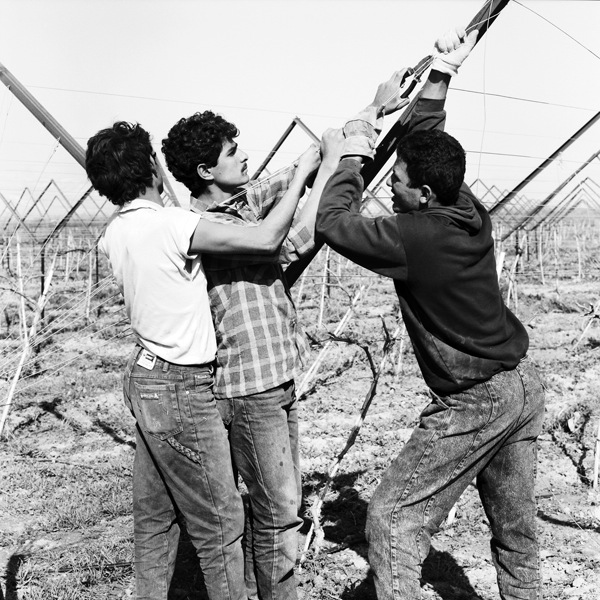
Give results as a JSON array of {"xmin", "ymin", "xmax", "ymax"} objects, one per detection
[{"xmin": 100, "ymin": 199, "xmax": 217, "ymax": 365}]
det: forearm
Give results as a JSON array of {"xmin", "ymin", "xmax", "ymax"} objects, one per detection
[
  {"xmin": 189, "ymin": 174, "xmax": 308, "ymax": 255},
  {"xmin": 420, "ymin": 69, "xmax": 451, "ymax": 101},
  {"xmin": 316, "ymin": 159, "xmax": 364, "ymax": 246},
  {"xmin": 291, "ymin": 159, "xmax": 339, "ymax": 237},
  {"xmin": 256, "ymin": 174, "xmax": 308, "ymax": 251},
  {"xmin": 408, "ymin": 71, "xmax": 448, "ymax": 135},
  {"xmin": 316, "ymin": 160, "xmax": 407, "ymax": 278}
]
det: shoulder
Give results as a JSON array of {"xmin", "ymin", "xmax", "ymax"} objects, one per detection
[{"xmin": 161, "ymin": 207, "xmax": 201, "ymax": 229}]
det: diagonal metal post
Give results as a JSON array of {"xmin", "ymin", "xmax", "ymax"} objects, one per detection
[{"xmin": 284, "ymin": 0, "xmax": 511, "ymax": 287}]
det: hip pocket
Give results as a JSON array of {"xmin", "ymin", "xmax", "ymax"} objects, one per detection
[{"xmin": 133, "ymin": 381, "xmax": 183, "ymax": 440}]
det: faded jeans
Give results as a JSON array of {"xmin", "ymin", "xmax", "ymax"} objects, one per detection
[
  {"xmin": 123, "ymin": 346, "xmax": 246, "ymax": 600},
  {"xmin": 218, "ymin": 380, "xmax": 302, "ymax": 600},
  {"xmin": 366, "ymin": 358, "xmax": 545, "ymax": 600}
]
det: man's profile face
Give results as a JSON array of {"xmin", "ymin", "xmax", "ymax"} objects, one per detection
[
  {"xmin": 207, "ymin": 138, "xmax": 249, "ymax": 190},
  {"xmin": 387, "ymin": 159, "xmax": 421, "ymax": 214}
]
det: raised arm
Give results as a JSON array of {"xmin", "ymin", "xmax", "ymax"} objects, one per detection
[
  {"xmin": 189, "ymin": 145, "xmax": 321, "ymax": 255},
  {"xmin": 284, "ymin": 127, "xmax": 346, "ymax": 239},
  {"xmin": 421, "ymin": 27, "xmax": 478, "ymax": 99},
  {"xmin": 341, "ymin": 27, "xmax": 480, "ymax": 165}
]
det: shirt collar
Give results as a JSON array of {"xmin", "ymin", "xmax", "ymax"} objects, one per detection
[
  {"xmin": 119, "ymin": 198, "xmax": 162, "ymax": 214},
  {"xmin": 190, "ymin": 186, "xmax": 248, "ymax": 214}
]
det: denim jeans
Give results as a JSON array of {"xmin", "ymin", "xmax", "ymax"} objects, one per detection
[
  {"xmin": 366, "ymin": 358, "xmax": 545, "ymax": 600},
  {"xmin": 123, "ymin": 346, "xmax": 246, "ymax": 600},
  {"xmin": 218, "ymin": 380, "xmax": 302, "ymax": 600}
]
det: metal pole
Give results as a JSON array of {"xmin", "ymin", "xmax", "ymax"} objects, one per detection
[
  {"xmin": 489, "ymin": 110, "xmax": 600, "ymax": 217},
  {"xmin": 285, "ymin": 0, "xmax": 511, "ymax": 287},
  {"xmin": 500, "ymin": 150, "xmax": 600, "ymax": 241},
  {"xmin": 0, "ymin": 61, "xmax": 86, "ymax": 167}
]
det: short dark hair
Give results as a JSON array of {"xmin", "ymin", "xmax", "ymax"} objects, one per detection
[
  {"xmin": 396, "ymin": 129, "xmax": 465, "ymax": 206},
  {"xmin": 85, "ymin": 122, "xmax": 156, "ymax": 206},
  {"xmin": 161, "ymin": 111, "xmax": 239, "ymax": 197}
]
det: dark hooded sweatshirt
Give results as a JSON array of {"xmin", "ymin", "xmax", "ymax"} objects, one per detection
[{"xmin": 315, "ymin": 102, "xmax": 528, "ymax": 396}]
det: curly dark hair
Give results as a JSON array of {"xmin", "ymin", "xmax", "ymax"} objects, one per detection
[
  {"xmin": 161, "ymin": 111, "xmax": 239, "ymax": 197},
  {"xmin": 85, "ymin": 122, "xmax": 156, "ymax": 206},
  {"xmin": 396, "ymin": 129, "xmax": 465, "ymax": 206}
]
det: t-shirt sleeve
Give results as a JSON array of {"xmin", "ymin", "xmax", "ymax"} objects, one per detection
[{"xmin": 162, "ymin": 207, "xmax": 202, "ymax": 259}]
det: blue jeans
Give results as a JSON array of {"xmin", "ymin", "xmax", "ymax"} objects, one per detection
[
  {"xmin": 218, "ymin": 381, "xmax": 302, "ymax": 600},
  {"xmin": 123, "ymin": 346, "xmax": 246, "ymax": 600},
  {"xmin": 366, "ymin": 358, "xmax": 545, "ymax": 600}
]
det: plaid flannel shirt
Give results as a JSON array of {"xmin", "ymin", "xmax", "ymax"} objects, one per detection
[{"xmin": 191, "ymin": 165, "xmax": 313, "ymax": 398}]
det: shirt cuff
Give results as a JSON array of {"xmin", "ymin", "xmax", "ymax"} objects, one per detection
[
  {"xmin": 341, "ymin": 135, "xmax": 376, "ymax": 160},
  {"xmin": 342, "ymin": 106, "xmax": 383, "ymax": 160}
]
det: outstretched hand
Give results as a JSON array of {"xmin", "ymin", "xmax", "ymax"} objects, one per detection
[
  {"xmin": 320, "ymin": 128, "xmax": 344, "ymax": 167},
  {"xmin": 370, "ymin": 69, "xmax": 412, "ymax": 116},
  {"xmin": 295, "ymin": 144, "xmax": 322, "ymax": 180},
  {"xmin": 432, "ymin": 27, "xmax": 479, "ymax": 76}
]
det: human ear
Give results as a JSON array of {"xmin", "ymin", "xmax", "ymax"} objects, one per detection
[
  {"xmin": 419, "ymin": 185, "xmax": 433, "ymax": 205},
  {"xmin": 197, "ymin": 164, "xmax": 214, "ymax": 182}
]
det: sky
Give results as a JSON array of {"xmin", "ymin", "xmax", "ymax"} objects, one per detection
[{"xmin": 0, "ymin": 0, "xmax": 599, "ymax": 214}]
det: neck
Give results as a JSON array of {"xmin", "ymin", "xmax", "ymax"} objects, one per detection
[
  {"xmin": 137, "ymin": 185, "xmax": 164, "ymax": 206},
  {"xmin": 192, "ymin": 183, "xmax": 236, "ymax": 210},
  {"xmin": 427, "ymin": 197, "xmax": 445, "ymax": 209}
]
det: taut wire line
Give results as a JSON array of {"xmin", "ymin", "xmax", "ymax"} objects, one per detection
[
  {"xmin": 474, "ymin": 0, "xmax": 494, "ymax": 197},
  {"xmin": 0, "ymin": 284, "xmax": 123, "ymax": 376},
  {"xmin": 0, "ymin": 322, "xmax": 132, "ymax": 401},
  {"xmin": 31, "ymin": 138, "xmax": 61, "ymax": 198},
  {"xmin": 513, "ymin": 0, "xmax": 600, "ymax": 64}
]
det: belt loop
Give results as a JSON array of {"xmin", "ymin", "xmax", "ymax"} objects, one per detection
[{"xmin": 162, "ymin": 360, "xmax": 169, "ymax": 373}]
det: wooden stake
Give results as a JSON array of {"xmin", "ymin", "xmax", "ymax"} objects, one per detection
[
  {"xmin": 317, "ymin": 247, "xmax": 330, "ymax": 328},
  {"xmin": 538, "ymin": 226, "xmax": 545, "ymax": 285},
  {"xmin": 0, "ymin": 251, "xmax": 58, "ymax": 439},
  {"xmin": 297, "ymin": 284, "xmax": 367, "ymax": 398},
  {"xmin": 64, "ymin": 233, "xmax": 71, "ymax": 282},
  {"xmin": 506, "ymin": 250, "xmax": 521, "ymax": 309},
  {"xmin": 593, "ymin": 417, "xmax": 600, "ymax": 490},
  {"xmin": 300, "ymin": 323, "xmax": 399, "ymax": 563},
  {"xmin": 394, "ymin": 319, "xmax": 407, "ymax": 380},
  {"xmin": 16, "ymin": 236, "xmax": 28, "ymax": 343},
  {"xmin": 85, "ymin": 245, "xmax": 93, "ymax": 324},
  {"xmin": 575, "ymin": 234, "xmax": 582, "ymax": 281}
]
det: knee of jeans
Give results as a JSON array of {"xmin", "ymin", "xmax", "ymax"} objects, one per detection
[{"xmin": 366, "ymin": 498, "xmax": 388, "ymax": 544}]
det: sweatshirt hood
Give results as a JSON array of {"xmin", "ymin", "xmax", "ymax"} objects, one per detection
[{"xmin": 423, "ymin": 186, "xmax": 482, "ymax": 234}]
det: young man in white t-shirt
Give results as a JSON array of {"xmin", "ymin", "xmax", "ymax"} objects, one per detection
[{"xmin": 85, "ymin": 121, "xmax": 321, "ymax": 600}]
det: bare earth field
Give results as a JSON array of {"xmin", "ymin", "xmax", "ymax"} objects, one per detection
[{"xmin": 1, "ymin": 268, "xmax": 600, "ymax": 599}]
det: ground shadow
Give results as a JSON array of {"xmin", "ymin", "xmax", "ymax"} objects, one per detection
[
  {"xmin": 2, "ymin": 553, "xmax": 27, "ymax": 600},
  {"xmin": 538, "ymin": 509, "xmax": 600, "ymax": 532},
  {"xmin": 301, "ymin": 468, "xmax": 369, "ymax": 549},
  {"xmin": 92, "ymin": 417, "xmax": 136, "ymax": 448},
  {"xmin": 303, "ymin": 469, "xmax": 483, "ymax": 600},
  {"xmin": 167, "ymin": 530, "xmax": 208, "ymax": 600},
  {"xmin": 340, "ymin": 547, "xmax": 483, "ymax": 600},
  {"xmin": 35, "ymin": 398, "xmax": 135, "ymax": 448}
]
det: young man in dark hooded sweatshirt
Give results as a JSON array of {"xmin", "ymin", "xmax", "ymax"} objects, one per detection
[{"xmin": 315, "ymin": 28, "xmax": 545, "ymax": 600}]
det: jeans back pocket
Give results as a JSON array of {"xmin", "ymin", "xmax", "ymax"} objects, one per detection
[{"xmin": 133, "ymin": 381, "xmax": 183, "ymax": 440}]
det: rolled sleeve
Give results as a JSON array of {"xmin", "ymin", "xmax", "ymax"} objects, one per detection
[
  {"xmin": 279, "ymin": 221, "xmax": 314, "ymax": 263},
  {"xmin": 342, "ymin": 106, "xmax": 384, "ymax": 160}
]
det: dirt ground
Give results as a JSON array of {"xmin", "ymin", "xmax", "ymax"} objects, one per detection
[{"xmin": 1, "ymin": 270, "xmax": 600, "ymax": 599}]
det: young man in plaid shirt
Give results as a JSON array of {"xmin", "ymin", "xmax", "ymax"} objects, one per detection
[{"xmin": 162, "ymin": 117, "xmax": 339, "ymax": 600}]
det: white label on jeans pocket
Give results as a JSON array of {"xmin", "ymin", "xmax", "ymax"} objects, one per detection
[{"xmin": 137, "ymin": 350, "xmax": 157, "ymax": 370}]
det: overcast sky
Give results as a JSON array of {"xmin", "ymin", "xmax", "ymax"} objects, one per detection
[{"xmin": 0, "ymin": 0, "xmax": 599, "ymax": 208}]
